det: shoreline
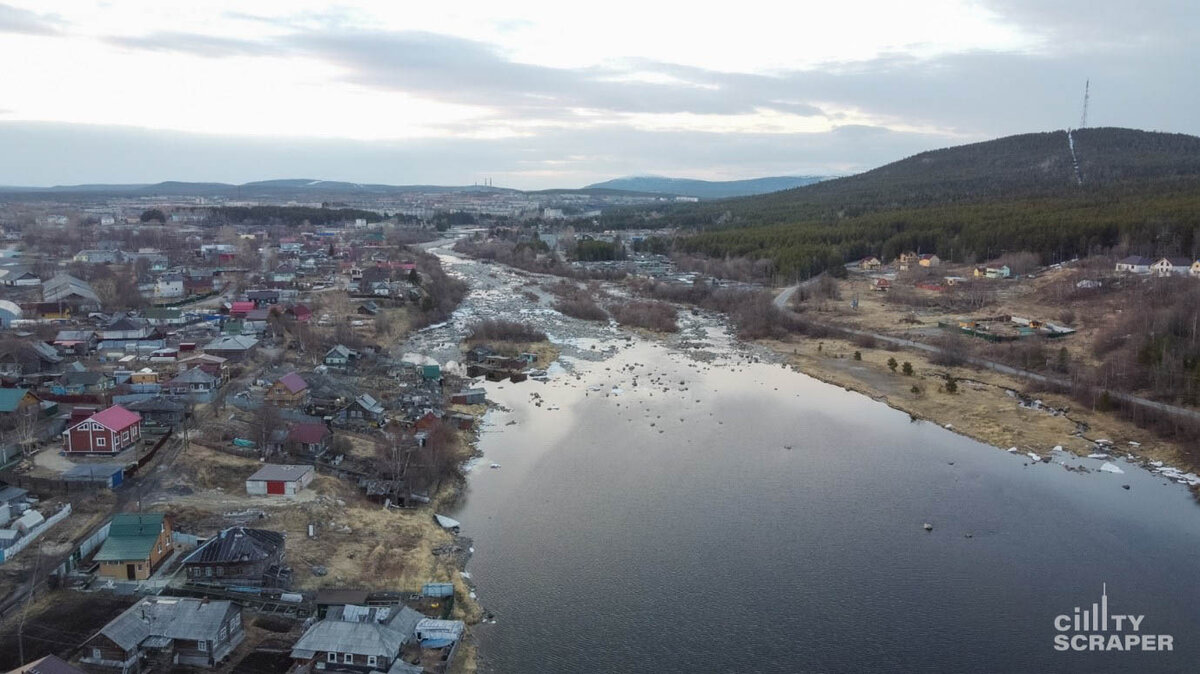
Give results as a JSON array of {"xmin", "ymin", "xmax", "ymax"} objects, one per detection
[{"xmin": 755, "ymin": 334, "xmax": 1200, "ymax": 500}]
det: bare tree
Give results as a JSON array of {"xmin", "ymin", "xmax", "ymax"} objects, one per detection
[{"xmin": 255, "ymin": 403, "xmax": 284, "ymax": 457}]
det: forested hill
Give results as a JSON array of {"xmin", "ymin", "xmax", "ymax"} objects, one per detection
[
  {"xmin": 653, "ymin": 128, "xmax": 1200, "ymax": 228},
  {"xmin": 585, "ymin": 175, "xmax": 827, "ymax": 199},
  {"xmin": 655, "ymin": 128, "xmax": 1200, "ymax": 279}
]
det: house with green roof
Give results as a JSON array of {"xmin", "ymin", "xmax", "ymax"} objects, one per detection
[{"xmin": 95, "ymin": 512, "xmax": 174, "ymax": 581}]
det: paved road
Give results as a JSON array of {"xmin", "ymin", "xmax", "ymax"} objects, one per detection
[
  {"xmin": 772, "ymin": 286, "xmax": 1200, "ymax": 424},
  {"xmin": 772, "ymin": 273, "xmax": 826, "ymax": 310}
]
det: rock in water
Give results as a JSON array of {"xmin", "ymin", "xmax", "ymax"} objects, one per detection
[{"xmin": 923, "ymin": 523, "xmax": 934, "ymax": 532}]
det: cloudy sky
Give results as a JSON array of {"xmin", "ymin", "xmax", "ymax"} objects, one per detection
[{"xmin": 0, "ymin": 0, "xmax": 1195, "ymax": 189}]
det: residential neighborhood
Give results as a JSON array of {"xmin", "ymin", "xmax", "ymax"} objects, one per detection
[{"xmin": 0, "ymin": 206, "xmax": 486, "ymax": 673}]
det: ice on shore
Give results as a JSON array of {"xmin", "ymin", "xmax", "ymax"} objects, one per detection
[
  {"xmin": 1087, "ymin": 453, "xmax": 1110, "ymax": 459},
  {"xmin": 1006, "ymin": 447, "xmax": 1018, "ymax": 453},
  {"xmin": 1099, "ymin": 462, "xmax": 1125, "ymax": 474},
  {"xmin": 1027, "ymin": 452, "xmax": 1042, "ymax": 462}
]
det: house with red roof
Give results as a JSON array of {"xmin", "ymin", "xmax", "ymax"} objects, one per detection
[
  {"xmin": 266, "ymin": 372, "xmax": 309, "ymax": 405},
  {"xmin": 62, "ymin": 404, "xmax": 142, "ymax": 455},
  {"xmin": 285, "ymin": 422, "xmax": 332, "ymax": 457},
  {"xmin": 229, "ymin": 301, "xmax": 256, "ymax": 318}
]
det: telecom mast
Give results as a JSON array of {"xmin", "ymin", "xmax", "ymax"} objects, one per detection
[{"xmin": 1079, "ymin": 79, "xmax": 1090, "ymax": 129}]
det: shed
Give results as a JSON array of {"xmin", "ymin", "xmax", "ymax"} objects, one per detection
[
  {"xmin": 62, "ymin": 463, "xmax": 125, "ymax": 488},
  {"xmin": 15, "ymin": 509, "xmax": 45, "ymax": 533},
  {"xmin": 0, "ymin": 529, "xmax": 18, "ymax": 550},
  {"xmin": 246, "ymin": 464, "xmax": 315, "ymax": 496}
]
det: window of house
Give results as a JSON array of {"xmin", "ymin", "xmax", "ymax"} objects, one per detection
[
  {"xmin": 122, "ymin": 430, "xmax": 130, "ymax": 443},
  {"xmin": 327, "ymin": 652, "xmax": 337, "ymax": 663},
  {"xmin": 96, "ymin": 436, "xmax": 106, "ymax": 447},
  {"xmin": 231, "ymin": 613, "xmax": 241, "ymax": 630},
  {"xmin": 216, "ymin": 567, "xmax": 224, "ymax": 576},
  {"xmin": 197, "ymin": 641, "xmax": 207, "ymax": 652},
  {"xmin": 219, "ymin": 626, "xmax": 228, "ymax": 641},
  {"xmin": 92, "ymin": 648, "xmax": 102, "ymax": 660},
  {"xmin": 367, "ymin": 656, "xmax": 378, "ymax": 667},
  {"xmin": 344, "ymin": 654, "xmax": 354, "ymax": 664},
  {"xmin": 206, "ymin": 567, "xmax": 212, "ymax": 577}
]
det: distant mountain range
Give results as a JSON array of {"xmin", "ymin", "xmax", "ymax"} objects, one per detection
[
  {"xmin": 0, "ymin": 179, "xmax": 527, "ymax": 200},
  {"xmin": 0, "ymin": 176, "xmax": 822, "ymax": 201},
  {"xmin": 584, "ymin": 175, "xmax": 829, "ymax": 199}
]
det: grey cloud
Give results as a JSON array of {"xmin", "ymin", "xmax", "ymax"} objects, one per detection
[
  {"xmin": 104, "ymin": 31, "xmax": 284, "ymax": 58},
  {"xmin": 277, "ymin": 30, "xmax": 825, "ymax": 118},
  {"xmin": 0, "ymin": 3, "xmax": 65, "ymax": 35}
]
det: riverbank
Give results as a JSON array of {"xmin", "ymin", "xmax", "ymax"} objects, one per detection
[{"xmin": 758, "ymin": 334, "xmax": 1200, "ymax": 497}]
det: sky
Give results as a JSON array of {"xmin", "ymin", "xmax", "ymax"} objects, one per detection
[{"xmin": 0, "ymin": 0, "xmax": 1196, "ymax": 189}]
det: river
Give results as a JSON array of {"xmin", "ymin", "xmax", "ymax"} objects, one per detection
[{"xmin": 411, "ymin": 248, "xmax": 1200, "ymax": 673}]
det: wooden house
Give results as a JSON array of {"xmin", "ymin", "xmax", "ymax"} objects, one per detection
[
  {"xmin": 80, "ymin": 597, "xmax": 244, "ymax": 670},
  {"xmin": 94, "ymin": 512, "xmax": 174, "ymax": 581},
  {"xmin": 181, "ymin": 526, "xmax": 289, "ymax": 589},
  {"xmin": 62, "ymin": 405, "xmax": 142, "ymax": 455},
  {"xmin": 266, "ymin": 372, "xmax": 309, "ymax": 405}
]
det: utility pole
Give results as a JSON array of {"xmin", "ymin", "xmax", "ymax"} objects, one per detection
[{"xmin": 17, "ymin": 541, "xmax": 44, "ymax": 666}]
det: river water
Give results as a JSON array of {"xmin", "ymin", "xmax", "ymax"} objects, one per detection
[{"xmin": 415, "ymin": 249, "xmax": 1200, "ymax": 673}]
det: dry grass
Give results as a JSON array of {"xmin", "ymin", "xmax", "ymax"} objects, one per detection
[{"xmin": 759, "ymin": 335, "xmax": 1197, "ymax": 475}]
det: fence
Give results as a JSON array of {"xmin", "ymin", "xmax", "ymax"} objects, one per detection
[
  {"xmin": 0, "ymin": 503, "xmax": 72, "ymax": 563},
  {"xmin": 0, "ymin": 470, "xmax": 107, "ymax": 495},
  {"xmin": 55, "ymin": 520, "xmax": 111, "ymax": 577},
  {"xmin": 37, "ymin": 392, "xmax": 112, "ymax": 406}
]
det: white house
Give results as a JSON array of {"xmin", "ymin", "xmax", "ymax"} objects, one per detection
[
  {"xmin": 1190, "ymin": 260, "xmax": 1200, "ymax": 277},
  {"xmin": 155, "ymin": 274, "xmax": 185, "ymax": 298},
  {"xmin": 1150, "ymin": 257, "xmax": 1191, "ymax": 277},
  {"xmin": 1115, "ymin": 256, "xmax": 1153, "ymax": 274}
]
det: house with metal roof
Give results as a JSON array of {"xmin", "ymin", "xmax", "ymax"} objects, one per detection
[
  {"xmin": 245, "ymin": 464, "xmax": 315, "ymax": 496},
  {"xmin": 94, "ymin": 512, "xmax": 174, "ymax": 581},
  {"xmin": 289, "ymin": 604, "xmax": 425, "ymax": 673},
  {"xmin": 285, "ymin": 422, "xmax": 332, "ymax": 457},
  {"xmin": 266, "ymin": 371, "xmax": 309, "ymax": 405},
  {"xmin": 41, "ymin": 274, "xmax": 101, "ymax": 311},
  {"xmin": 62, "ymin": 404, "xmax": 142, "ymax": 455},
  {"xmin": 80, "ymin": 596, "xmax": 244, "ymax": 670},
  {"xmin": 201, "ymin": 335, "xmax": 259, "ymax": 362},
  {"xmin": 324, "ymin": 344, "xmax": 359, "ymax": 369},
  {"xmin": 181, "ymin": 526, "xmax": 290, "ymax": 589},
  {"xmin": 164, "ymin": 367, "xmax": 219, "ymax": 402},
  {"xmin": 0, "ymin": 387, "xmax": 40, "ymax": 417},
  {"xmin": 335, "ymin": 393, "xmax": 385, "ymax": 425}
]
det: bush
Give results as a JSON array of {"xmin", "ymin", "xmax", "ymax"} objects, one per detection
[
  {"xmin": 902, "ymin": 361, "xmax": 914, "ymax": 376},
  {"xmin": 887, "ymin": 357, "xmax": 898, "ymax": 372},
  {"xmin": 853, "ymin": 351, "xmax": 862, "ymax": 360},
  {"xmin": 944, "ymin": 376, "xmax": 958, "ymax": 393},
  {"xmin": 554, "ymin": 297, "xmax": 608, "ymax": 321},
  {"xmin": 467, "ymin": 319, "xmax": 548, "ymax": 343},
  {"xmin": 607, "ymin": 300, "xmax": 679, "ymax": 332}
]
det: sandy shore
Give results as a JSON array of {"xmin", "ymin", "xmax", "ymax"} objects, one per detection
[{"xmin": 757, "ymin": 335, "xmax": 1200, "ymax": 498}]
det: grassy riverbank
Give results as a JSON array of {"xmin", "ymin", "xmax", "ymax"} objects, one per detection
[{"xmin": 758, "ymin": 335, "xmax": 1200, "ymax": 497}]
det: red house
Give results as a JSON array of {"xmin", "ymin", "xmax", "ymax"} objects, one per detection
[
  {"xmin": 229, "ymin": 301, "xmax": 255, "ymax": 318},
  {"xmin": 63, "ymin": 405, "xmax": 142, "ymax": 455}
]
